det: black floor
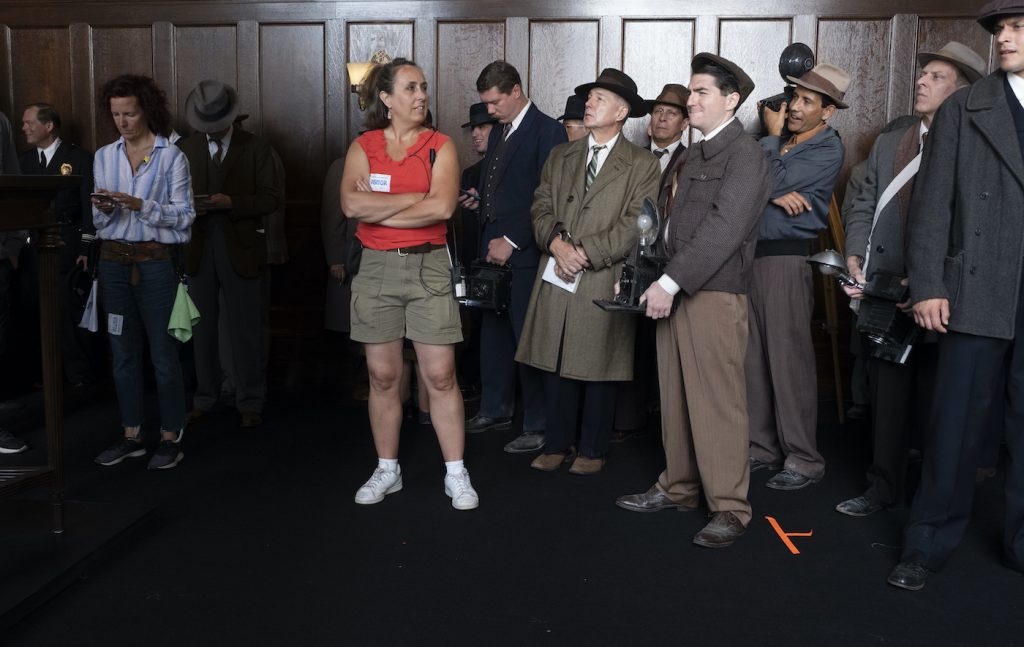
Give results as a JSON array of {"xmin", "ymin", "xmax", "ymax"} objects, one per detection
[{"xmin": 2, "ymin": 389, "xmax": 1023, "ymax": 646}]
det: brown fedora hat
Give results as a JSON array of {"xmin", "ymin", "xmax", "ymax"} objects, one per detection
[
  {"xmin": 186, "ymin": 80, "xmax": 240, "ymax": 133},
  {"xmin": 918, "ymin": 41, "xmax": 987, "ymax": 83},
  {"xmin": 643, "ymin": 83, "xmax": 690, "ymax": 116},
  {"xmin": 575, "ymin": 68, "xmax": 647, "ymax": 118},
  {"xmin": 690, "ymin": 53, "xmax": 756, "ymax": 107},
  {"xmin": 978, "ymin": 0, "xmax": 1024, "ymax": 33},
  {"xmin": 787, "ymin": 63, "xmax": 851, "ymax": 109}
]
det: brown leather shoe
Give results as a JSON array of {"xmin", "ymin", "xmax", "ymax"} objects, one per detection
[
  {"xmin": 568, "ymin": 455, "xmax": 605, "ymax": 475},
  {"xmin": 530, "ymin": 448, "xmax": 575, "ymax": 472},
  {"xmin": 693, "ymin": 511, "xmax": 745, "ymax": 548},
  {"xmin": 187, "ymin": 409, "xmax": 208, "ymax": 424},
  {"xmin": 615, "ymin": 485, "xmax": 696, "ymax": 513},
  {"xmin": 240, "ymin": 412, "xmax": 263, "ymax": 428}
]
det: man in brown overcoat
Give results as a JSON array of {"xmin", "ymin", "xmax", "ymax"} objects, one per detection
[
  {"xmin": 515, "ymin": 68, "xmax": 660, "ymax": 475},
  {"xmin": 616, "ymin": 53, "xmax": 771, "ymax": 548}
]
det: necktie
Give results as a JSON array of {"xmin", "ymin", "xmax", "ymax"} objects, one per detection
[
  {"xmin": 502, "ymin": 123, "xmax": 511, "ymax": 141},
  {"xmin": 211, "ymin": 138, "xmax": 223, "ymax": 165},
  {"xmin": 39, "ymin": 150, "xmax": 46, "ymax": 168},
  {"xmin": 586, "ymin": 145, "xmax": 606, "ymax": 191},
  {"xmin": 654, "ymin": 148, "xmax": 668, "ymax": 158}
]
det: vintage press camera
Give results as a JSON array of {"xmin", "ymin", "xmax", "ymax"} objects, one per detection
[
  {"xmin": 807, "ymin": 249, "xmax": 919, "ymax": 364},
  {"xmin": 456, "ymin": 260, "xmax": 513, "ymax": 314},
  {"xmin": 757, "ymin": 42, "xmax": 815, "ymax": 136},
  {"xmin": 594, "ymin": 197, "xmax": 669, "ymax": 313}
]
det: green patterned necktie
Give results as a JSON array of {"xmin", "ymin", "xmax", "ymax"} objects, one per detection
[{"xmin": 585, "ymin": 145, "xmax": 606, "ymax": 191}]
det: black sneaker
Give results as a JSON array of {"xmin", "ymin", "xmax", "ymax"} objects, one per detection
[
  {"xmin": 147, "ymin": 430, "xmax": 183, "ymax": 470},
  {"xmin": 0, "ymin": 429, "xmax": 28, "ymax": 454},
  {"xmin": 95, "ymin": 436, "xmax": 147, "ymax": 466}
]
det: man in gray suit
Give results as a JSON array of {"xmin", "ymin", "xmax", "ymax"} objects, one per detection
[
  {"xmin": 838, "ymin": 42, "xmax": 985, "ymax": 518},
  {"xmin": 615, "ymin": 54, "xmax": 771, "ymax": 548},
  {"xmin": 888, "ymin": 0, "xmax": 1024, "ymax": 591}
]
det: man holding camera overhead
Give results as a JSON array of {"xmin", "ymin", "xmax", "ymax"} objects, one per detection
[
  {"xmin": 745, "ymin": 63, "xmax": 849, "ymax": 491},
  {"xmin": 837, "ymin": 42, "xmax": 986, "ymax": 518}
]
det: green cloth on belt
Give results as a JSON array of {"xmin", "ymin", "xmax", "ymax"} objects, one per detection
[{"xmin": 168, "ymin": 281, "xmax": 201, "ymax": 342}]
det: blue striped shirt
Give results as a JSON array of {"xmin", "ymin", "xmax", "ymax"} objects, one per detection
[{"xmin": 92, "ymin": 135, "xmax": 195, "ymax": 243}]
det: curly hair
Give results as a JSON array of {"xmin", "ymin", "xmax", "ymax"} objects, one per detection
[
  {"xmin": 360, "ymin": 58, "xmax": 421, "ymax": 131},
  {"xmin": 98, "ymin": 74, "xmax": 172, "ymax": 137}
]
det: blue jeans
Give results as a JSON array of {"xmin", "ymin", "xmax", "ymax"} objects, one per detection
[{"xmin": 99, "ymin": 259, "xmax": 185, "ymax": 432}]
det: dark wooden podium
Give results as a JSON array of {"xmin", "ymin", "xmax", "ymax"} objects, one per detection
[{"xmin": 0, "ymin": 174, "xmax": 82, "ymax": 533}]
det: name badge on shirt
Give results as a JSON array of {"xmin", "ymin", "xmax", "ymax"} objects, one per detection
[{"xmin": 369, "ymin": 173, "xmax": 392, "ymax": 193}]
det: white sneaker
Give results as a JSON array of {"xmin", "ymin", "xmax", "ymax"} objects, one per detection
[
  {"xmin": 354, "ymin": 467, "xmax": 402, "ymax": 504},
  {"xmin": 443, "ymin": 471, "xmax": 479, "ymax": 510}
]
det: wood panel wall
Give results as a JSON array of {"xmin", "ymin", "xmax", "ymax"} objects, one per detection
[{"xmin": 0, "ymin": 0, "xmax": 994, "ymax": 395}]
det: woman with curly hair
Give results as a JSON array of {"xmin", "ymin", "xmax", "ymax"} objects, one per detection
[
  {"xmin": 91, "ymin": 74, "xmax": 195, "ymax": 470},
  {"xmin": 341, "ymin": 58, "xmax": 479, "ymax": 509}
]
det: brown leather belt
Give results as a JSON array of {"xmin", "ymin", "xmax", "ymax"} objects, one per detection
[
  {"xmin": 99, "ymin": 240, "xmax": 173, "ymax": 285},
  {"xmin": 388, "ymin": 242, "xmax": 446, "ymax": 256}
]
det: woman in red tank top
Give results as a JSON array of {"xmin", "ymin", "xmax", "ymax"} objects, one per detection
[{"xmin": 340, "ymin": 58, "xmax": 479, "ymax": 510}]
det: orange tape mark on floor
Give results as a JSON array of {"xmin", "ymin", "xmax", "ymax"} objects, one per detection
[{"xmin": 765, "ymin": 515, "xmax": 813, "ymax": 555}]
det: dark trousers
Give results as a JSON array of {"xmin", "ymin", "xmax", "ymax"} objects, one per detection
[
  {"xmin": 901, "ymin": 321, "xmax": 1024, "ymax": 572},
  {"xmin": 190, "ymin": 223, "xmax": 265, "ymax": 414},
  {"xmin": 746, "ymin": 255, "xmax": 824, "ymax": 479},
  {"xmin": 0, "ymin": 259, "xmax": 11, "ymax": 359},
  {"xmin": 542, "ymin": 370, "xmax": 616, "ymax": 459},
  {"xmin": 477, "ymin": 265, "xmax": 545, "ymax": 431},
  {"xmin": 614, "ymin": 316, "xmax": 656, "ymax": 431},
  {"xmin": 863, "ymin": 343, "xmax": 937, "ymax": 506},
  {"xmin": 98, "ymin": 259, "xmax": 185, "ymax": 431}
]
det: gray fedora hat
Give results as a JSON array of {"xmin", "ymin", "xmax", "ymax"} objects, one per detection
[
  {"xmin": 786, "ymin": 63, "xmax": 851, "ymax": 109},
  {"xmin": 185, "ymin": 80, "xmax": 240, "ymax": 133},
  {"xmin": 918, "ymin": 41, "xmax": 987, "ymax": 83}
]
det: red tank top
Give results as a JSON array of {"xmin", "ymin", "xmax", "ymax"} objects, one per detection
[{"xmin": 354, "ymin": 128, "xmax": 450, "ymax": 250}]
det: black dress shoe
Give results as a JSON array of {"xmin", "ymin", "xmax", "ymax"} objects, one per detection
[
  {"xmin": 693, "ymin": 511, "xmax": 745, "ymax": 548},
  {"xmin": 766, "ymin": 468, "xmax": 819, "ymax": 490},
  {"xmin": 846, "ymin": 403, "xmax": 869, "ymax": 420},
  {"xmin": 835, "ymin": 495, "xmax": 883, "ymax": 517},
  {"xmin": 887, "ymin": 562, "xmax": 931, "ymax": 591},
  {"xmin": 615, "ymin": 486, "xmax": 696, "ymax": 513},
  {"xmin": 465, "ymin": 415, "xmax": 512, "ymax": 434},
  {"xmin": 749, "ymin": 456, "xmax": 781, "ymax": 472}
]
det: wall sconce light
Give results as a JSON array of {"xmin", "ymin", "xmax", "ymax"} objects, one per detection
[{"xmin": 347, "ymin": 50, "xmax": 392, "ymax": 110}]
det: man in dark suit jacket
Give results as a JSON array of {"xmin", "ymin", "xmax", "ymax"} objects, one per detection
[
  {"xmin": 616, "ymin": 53, "xmax": 771, "ymax": 549},
  {"xmin": 17, "ymin": 103, "xmax": 101, "ymax": 387},
  {"xmin": 178, "ymin": 80, "xmax": 281, "ymax": 428},
  {"xmin": 887, "ymin": 1, "xmax": 1024, "ymax": 591},
  {"xmin": 463, "ymin": 61, "xmax": 566, "ymax": 453},
  {"xmin": 838, "ymin": 42, "xmax": 985, "ymax": 519}
]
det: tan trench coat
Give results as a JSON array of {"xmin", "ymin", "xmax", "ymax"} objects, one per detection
[{"xmin": 515, "ymin": 135, "xmax": 660, "ymax": 381}]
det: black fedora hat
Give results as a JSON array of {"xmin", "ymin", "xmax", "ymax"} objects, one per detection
[
  {"xmin": 574, "ymin": 68, "xmax": 647, "ymax": 118},
  {"xmin": 461, "ymin": 102, "xmax": 497, "ymax": 129},
  {"xmin": 185, "ymin": 79, "xmax": 240, "ymax": 133},
  {"xmin": 690, "ymin": 53, "xmax": 756, "ymax": 107},
  {"xmin": 557, "ymin": 95, "xmax": 586, "ymax": 121}
]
